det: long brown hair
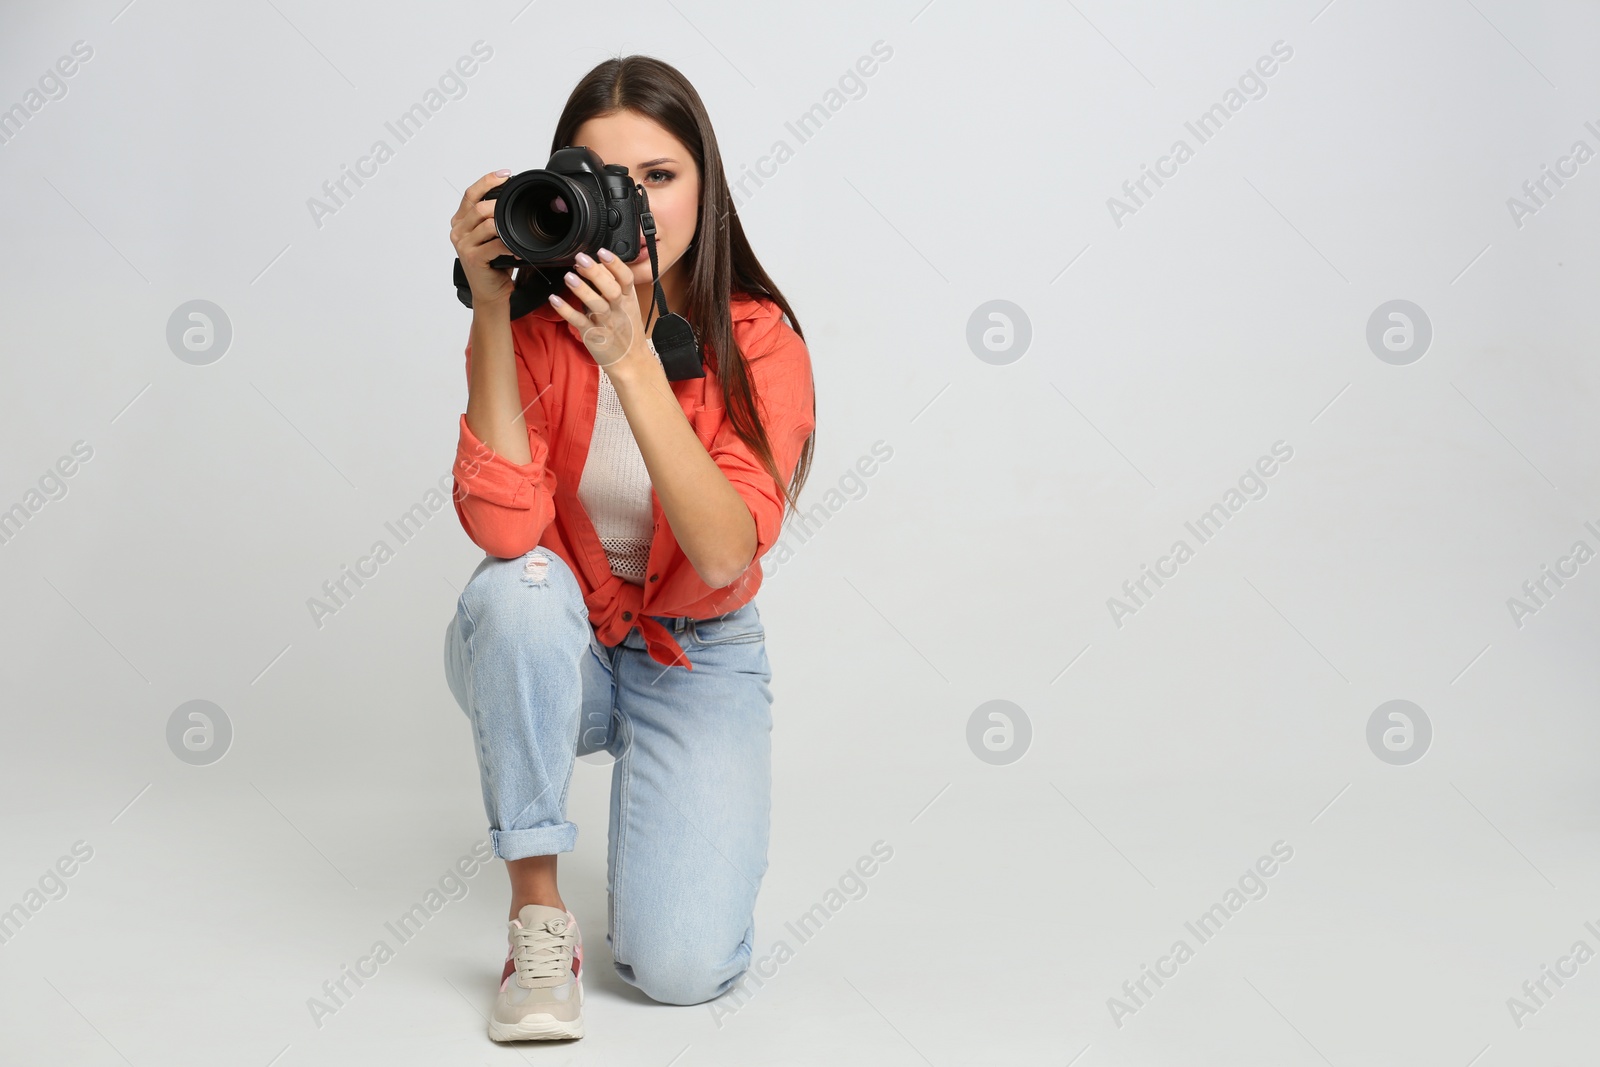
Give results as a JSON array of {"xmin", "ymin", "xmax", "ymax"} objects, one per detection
[{"xmin": 523, "ymin": 54, "xmax": 815, "ymax": 516}]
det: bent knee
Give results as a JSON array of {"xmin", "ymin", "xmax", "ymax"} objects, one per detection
[
  {"xmin": 619, "ymin": 947, "xmax": 746, "ymax": 1006},
  {"xmin": 459, "ymin": 549, "xmax": 583, "ymax": 627}
]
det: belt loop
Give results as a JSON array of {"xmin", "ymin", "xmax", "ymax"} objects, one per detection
[{"xmin": 674, "ymin": 616, "xmax": 686, "ymax": 633}]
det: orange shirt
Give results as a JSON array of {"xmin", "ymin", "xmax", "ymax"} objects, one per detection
[{"xmin": 451, "ymin": 293, "xmax": 815, "ymax": 672}]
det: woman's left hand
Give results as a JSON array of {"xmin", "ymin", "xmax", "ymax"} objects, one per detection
[{"xmin": 548, "ymin": 248, "xmax": 651, "ymax": 373}]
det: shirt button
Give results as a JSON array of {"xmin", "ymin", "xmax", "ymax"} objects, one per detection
[
  {"xmin": 622, "ymin": 611, "xmax": 633, "ymax": 620},
  {"xmin": 648, "ymin": 574, "xmax": 658, "ymax": 582}
]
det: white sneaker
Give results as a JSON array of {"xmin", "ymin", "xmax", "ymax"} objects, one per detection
[{"xmin": 488, "ymin": 904, "xmax": 584, "ymax": 1042}]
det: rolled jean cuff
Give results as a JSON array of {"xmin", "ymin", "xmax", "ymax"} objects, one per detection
[{"xmin": 491, "ymin": 822, "xmax": 578, "ymax": 860}]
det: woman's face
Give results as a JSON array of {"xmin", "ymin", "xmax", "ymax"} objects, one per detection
[{"xmin": 571, "ymin": 109, "xmax": 701, "ymax": 290}]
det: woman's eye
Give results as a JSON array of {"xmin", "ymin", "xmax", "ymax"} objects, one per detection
[{"xmin": 647, "ymin": 170, "xmax": 673, "ymax": 183}]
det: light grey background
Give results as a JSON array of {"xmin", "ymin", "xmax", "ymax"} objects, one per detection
[{"xmin": 2, "ymin": 0, "xmax": 1598, "ymax": 1064}]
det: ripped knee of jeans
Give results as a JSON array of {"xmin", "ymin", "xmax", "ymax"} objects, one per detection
[{"xmin": 521, "ymin": 551, "xmax": 550, "ymax": 585}]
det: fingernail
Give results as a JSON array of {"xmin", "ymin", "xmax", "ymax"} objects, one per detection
[
  {"xmin": 548, "ymin": 293, "xmax": 564, "ymax": 305},
  {"xmin": 597, "ymin": 248, "xmax": 616, "ymax": 262},
  {"xmin": 564, "ymin": 272, "xmax": 580, "ymax": 287},
  {"xmin": 494, "ymin": 169, "xmax": 511, "ymax": 177},
  {"xmin": 574, "ymin": 252, "xmax": 595, "ymax": 268}
]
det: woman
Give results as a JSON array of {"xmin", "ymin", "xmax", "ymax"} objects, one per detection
[{"xmin": 442, "ymin": 54, "xmax": 816, "ymax": 1043}]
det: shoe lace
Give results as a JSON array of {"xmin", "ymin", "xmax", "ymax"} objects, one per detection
[{"xmin": 512, "ymin": 916, "xmax": 576, "ymax": 983}]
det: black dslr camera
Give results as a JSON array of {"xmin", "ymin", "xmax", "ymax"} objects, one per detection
[
  {"xmin": 483, "ymin": 146, "xmax": 643, "ymax": 272},
  {"xmin": 451, "ymin": 144, "xmax": 703, "ymax": 379}
]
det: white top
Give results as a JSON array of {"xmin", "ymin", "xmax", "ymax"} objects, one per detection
[{"xmin": 576, "ymin": 367, "xmax": 654, "ymax": 585}]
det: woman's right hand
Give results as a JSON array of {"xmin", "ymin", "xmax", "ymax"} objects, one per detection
[{"xmin": 451, "ymin": 170, "xmax": 516, "ymax": 307}]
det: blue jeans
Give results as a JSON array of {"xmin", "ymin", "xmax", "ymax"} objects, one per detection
[{"xmin": 442, "ymin": 547, "xmax": 774, "ymax": 1005}]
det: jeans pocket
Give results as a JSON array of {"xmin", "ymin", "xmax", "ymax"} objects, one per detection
[{"xmin": 687, "ymin": 602, "xmax": 765, "ymax": 647}]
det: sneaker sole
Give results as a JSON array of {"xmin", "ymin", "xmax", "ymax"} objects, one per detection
[
  {"xmin": 488, "ymin": 982, "xmax": 585, "ymax": 1042},
  {"xmin": 488, "ymin": 1013, "xmax": 584, "ymax": 1042}
]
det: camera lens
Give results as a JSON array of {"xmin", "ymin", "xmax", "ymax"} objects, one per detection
[{"xmin": 503, "ymin": 176, "xmax": 580, "ymax": 256}]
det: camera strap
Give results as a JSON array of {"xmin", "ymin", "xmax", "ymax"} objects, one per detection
[{"xmin": 637, "ymin": 191, "xmax": 704, "ymax": 381}]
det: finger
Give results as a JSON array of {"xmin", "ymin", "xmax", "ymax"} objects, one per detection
[
  {"xmin": 451, "ymin": 212, "xmax": 495, "ymax": 250},
  {"xmin": 461, "ymin": 224, "xmax": 511, "ymax": 265},
  {"xmin": 476, "ymin": 236, "xmax": 513, "ymax": 262},
  {"xmin": 464, "ymin": 216, "xmax": 509, "ymax": 256},
  {"xmin": 460, "ymin": 170, "xmax": 511, "ymax": 212},
  {"xmin": 573, "ymin": 255, "xmax": 622, "ymax": 302},
  {"xmin": 595, "ymin": 247, "xmax": 635, "ymax": 289},
  {"xmin": 562, "ymin": 270, "xmax": 610, "ymax": 316},
  {"xmin": 546, "ymin": 292, "xmax": 588, "ymax": 331},
  {"xmin": 465, "ymin": 214, "xmax": 500, "ymax": 244}
]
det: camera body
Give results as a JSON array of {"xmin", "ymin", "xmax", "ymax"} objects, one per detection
[{"xmin": 483, "ymin": 145, "xmax": 643, "ymax": 270}]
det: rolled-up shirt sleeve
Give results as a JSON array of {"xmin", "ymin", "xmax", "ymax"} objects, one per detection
[
  {"xmin": 709, "ymin": 316, "xmax": 816, "ymax": 571},
  {"xmin": 451, "ymin": 333, "xmax": 557, "ymax": 559}
]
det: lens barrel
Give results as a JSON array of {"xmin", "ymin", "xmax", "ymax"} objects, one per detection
[{"xmin": 494, "ymin": 171, "xmax": 593, "ymax": 264}]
